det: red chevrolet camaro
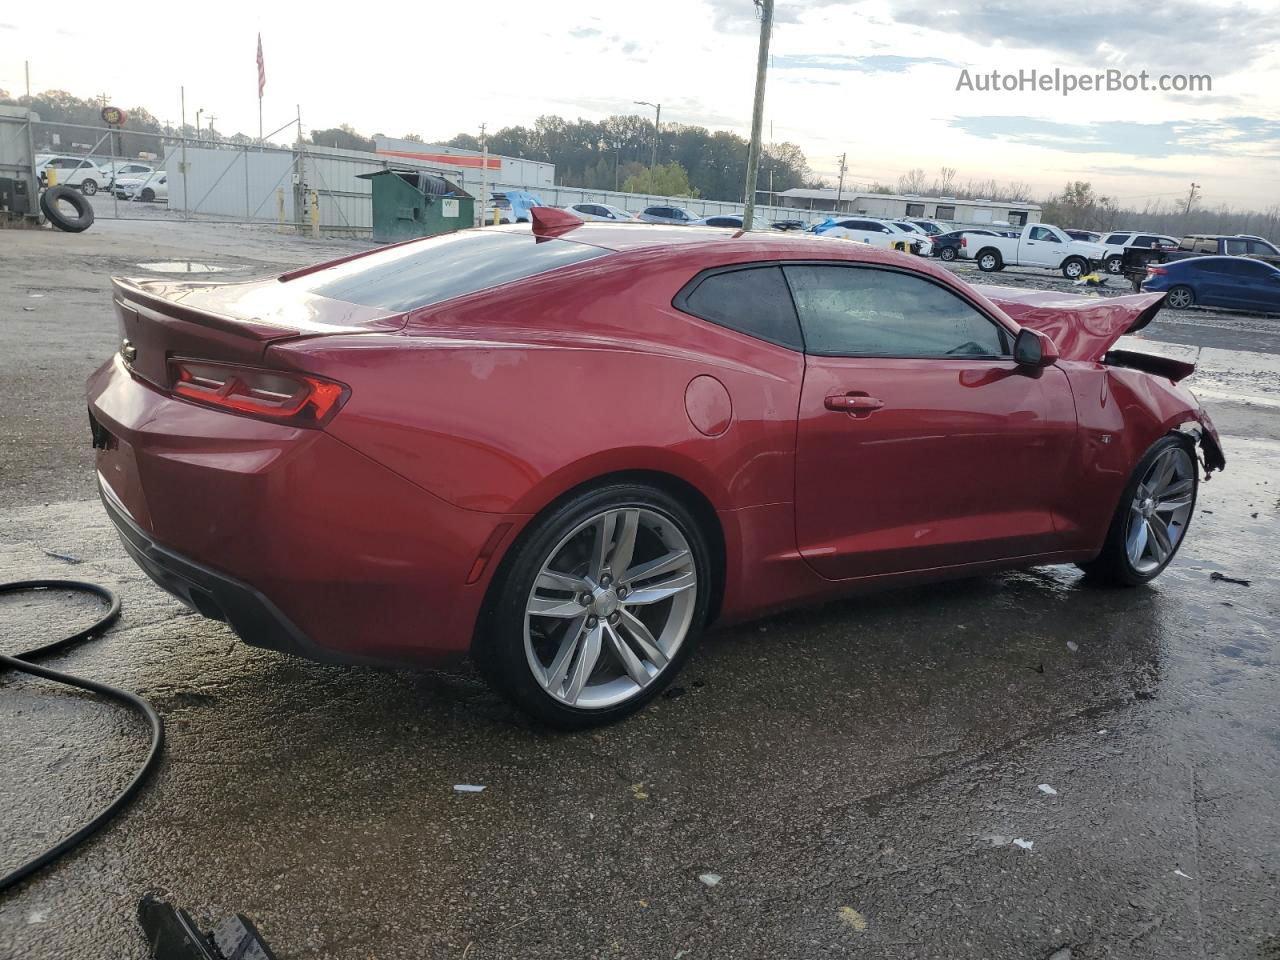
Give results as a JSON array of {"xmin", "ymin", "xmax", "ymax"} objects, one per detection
[{"xmin": 87, "ymin": 209, "xmax": 1225, "ymax": 726}]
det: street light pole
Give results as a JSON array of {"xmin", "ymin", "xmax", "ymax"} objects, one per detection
[
  {"xmin": 634, "ymin": 100, "xmax": 661, "ymax": 170},
  {"xmin": 741, "ymin": 0, "xmax": 774, "ymax": 230}
]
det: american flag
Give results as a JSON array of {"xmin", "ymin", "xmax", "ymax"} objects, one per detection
[{"xmin": 256, "ymin": 33, "xmax": 266, "ymax": 99}]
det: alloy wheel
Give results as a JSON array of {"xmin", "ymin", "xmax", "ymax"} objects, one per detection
[
  {"xmin": 1167, "ymin": 287, "xmax": 1194, "ymax": 309},
  {"xmin": 523, "ymin": 506, "xmax": 698, "ymax": 710},
  {"xmin": 1124, "ymin": 446, "xmax": 1195, "ymax": 574}
]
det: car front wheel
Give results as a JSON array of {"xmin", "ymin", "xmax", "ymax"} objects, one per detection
[
  {"xmin": 1079, "ymin": 436, "xmax": 1197, "ymax": 586},
  {"xmin": 1105, "ymin": 255, "xmax": 1123, "ymax": 274},
  {"xmin": 476, "ymin": 483, "xmax": 710, "ymax": 728},
  {"xmin": 1061, "ymin": 256, "xmax": 1088, "ymax": 279}
]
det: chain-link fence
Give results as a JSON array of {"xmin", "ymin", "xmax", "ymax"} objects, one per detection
[{"xmin": 20, "ymin": 116, "xmax": 836, "ymax": 236}]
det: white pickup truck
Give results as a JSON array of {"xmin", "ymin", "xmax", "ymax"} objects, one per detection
[{"xmin": 959, "ymin": 223, "xmax": 1107, "ymax": 279}]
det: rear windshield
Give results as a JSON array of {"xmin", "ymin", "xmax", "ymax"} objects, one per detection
[{"xmin": 296, "ymin": 231, "xmax": 608, "ymax": 312}]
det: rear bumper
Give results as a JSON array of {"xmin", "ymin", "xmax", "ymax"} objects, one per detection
[
  {"xmin": 100, "ymin": 478, "xmax": 333, "ymax": 661},
  {"xmin": 88, "ymin": 355, "xmax": 523, "ymax": 666}
]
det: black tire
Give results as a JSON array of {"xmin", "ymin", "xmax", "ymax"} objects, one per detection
[
  {"xmin": 1061, "ymin": 256, "xmax": 1088, "ymax": 279},
  {"xmin": 1166, "ymin": 285, "xmax": 1195, "ymax": 309},
  {"xmin": 40, "ymin": 186, "xmax": 95, "ymax": 233},
  {"xmin": 1105, "ymin": 255, "xmax": 1124, "ymax": 274},
  {"xmin": 976, "ymin": 248, "xmax": 1002, "ymax": 272},
  {"xmin": 1078, "ymin": 435, "xmax": 1198, "ymax": 586},
  {"xmin": 939, "ymin": 246, "xmax": 957, "ymax": 262},
  {"xmin": 475, "ymin": 482, "xmax": 712, "ymax": 729},
  {"xmin": 79, "ymin": 178, "xmax": 98, "ymax": 196},
  {"xmin": 140, "ymin": 188, "xmax": 155, "ymax": 202}
]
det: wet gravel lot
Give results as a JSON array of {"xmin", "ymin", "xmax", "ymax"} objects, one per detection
[{"xmin": 2, "ymin": 222, "xmax": 1278, "ymax": 959}]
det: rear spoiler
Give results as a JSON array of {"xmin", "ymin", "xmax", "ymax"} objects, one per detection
[{"xmin": 982, "ymin": 287, "xmax": 1165, "ymax": 362}]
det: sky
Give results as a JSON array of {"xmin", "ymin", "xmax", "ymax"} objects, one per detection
[{"xmin": 3, "ymin": 0, "xmax": 1279, "ymax": 209}]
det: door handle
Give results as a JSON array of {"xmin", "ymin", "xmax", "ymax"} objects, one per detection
[{"xmin": 825, "ymin": 394, "xmax": 884, "ymax": 414}]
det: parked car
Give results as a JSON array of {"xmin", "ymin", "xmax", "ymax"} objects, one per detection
[
  {"xmin": 889, "ymin": 221, "xmax": 934, "ymax": 256},
  {"xmin": 103, "ymin": 161, "xmax": 156, "ymax": 189},
  {"xmin": 638, "ymin": 205, "xmax": 698, "ymax": 225},
  {"xmin": 931, "ymin": 228, "xmax": 1002, "ymax": 262},
  {"xmin": 907, "ymin": 219, "xmax": 948, "ymax": 236},
  {"xmin": 693, "ymin": 215, "xmax": 744, "ymax": 228},
  {"xmin": 818, "ymin": 217, "xmax": 930, "ymax": 255},
  {"xmin": 771, "ymin": 219, "xmax": 807, "ymax": 232},
  {"xmin": 1143, "ymin": 255, "xmax": 1280, "ymax": 313},
  {"xmin": 1064, "ymin": 229, "xmax": 1101, "ymax": 243},
  {"xmin": 960, "ymin": 223, "xmax": 1107, "ymax": 279},
  {"xmin": 1097, "ymin": 231, "xmax": 1179, "ymax": 274},
  {"xmin": 35, "ymin": 154, "xmax": 106, "ymax": 195},
  {"xmin": 565, "ymin": 202, "xmax": 637, "ymax": 222},
  {"xmin": 1172, "ymin": 234, "xmax": 1280, "ymax": 266},
  {"xmin": 114, "ymin": 172, "xmax": 167, "ymax": 202},
  {"xmin": 87, "ymin": 207, "xmax": 1224, "ymax": 727}
]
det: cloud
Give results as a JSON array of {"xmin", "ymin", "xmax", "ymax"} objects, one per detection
[
  {"xmin": 568, "ymin": 27, "xmax": 601, "ymax": 38},
  {"xmin": 773, "ymin": 53, "xmax": 958, "ymax": 72},
  {"xmin": 891, "ymin": 1, "xmax": 1280, "ymax": 74},
  {"xmin": 948, "ymin": 114, "xmax": 1280, "ymax": 159}
]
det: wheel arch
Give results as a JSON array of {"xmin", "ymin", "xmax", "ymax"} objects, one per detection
[{"xmin": 475, "ymin": 466, "xmax": 730, "ymax": 658}]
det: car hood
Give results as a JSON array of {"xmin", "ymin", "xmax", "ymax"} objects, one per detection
[{"xmin": 981, "ymin": 287, "xmax": 1165, "ymax": 361}]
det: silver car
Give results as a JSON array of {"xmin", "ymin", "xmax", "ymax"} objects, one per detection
[{"xmin": 638, "ymin": 204, "xmax": 698, "ymax": 225}]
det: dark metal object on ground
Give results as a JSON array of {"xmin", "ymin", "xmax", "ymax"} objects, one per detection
[{"xmin": 138, "ymin": 895, "xmax": 279, "ymax": 960}]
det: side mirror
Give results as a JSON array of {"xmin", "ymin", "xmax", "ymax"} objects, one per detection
[{"xmin": 1014, "ymin": 328, "xmax": 1059, "ymax": 367}]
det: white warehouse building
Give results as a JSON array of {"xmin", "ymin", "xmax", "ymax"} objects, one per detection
[{"xmin": 774, "ymin": 188, "xmax": 1042, "ymax": 227}]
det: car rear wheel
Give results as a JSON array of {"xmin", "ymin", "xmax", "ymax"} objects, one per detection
[
  {"xmin": 79, "ymin": 178, "xmax": 98, "ymax": 196},
  {"xmin": 476, "ymin": 483, "xmax": 710, "ymax": 728},
  {"xmin": 1166, "ymin": 285, "xmax": 1195, "ymax": 309},
  {"xmin": 977, "ymin": 249, "xmax": 1002, "ymax": 272},
  {"xmin": 1079, "ymin": 436, "xmax": 1197, "ymax": 586},
  {"xmin": 939, "ymin": 246, "xmax": 957, "ymax": 262},
  {"xmin": 140, "ymin": 188, "xmax": 155, "ymax": 202}
]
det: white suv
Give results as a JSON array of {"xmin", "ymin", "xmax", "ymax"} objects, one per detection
[
  {"xmin": 819, "ymin": 217, "xmax": 931, "ymax": 255},
  {"xmin": 1098, "ymin": 231, "xmax": 1179, "ymax": 273},
  {"xmin": 36, "ymin": 155, "xmax": 107, "ymax": 195}
]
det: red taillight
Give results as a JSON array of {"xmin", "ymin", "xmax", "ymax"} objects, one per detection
[
  {"xmin": 960, "ymin": 236, "xmax": 967, "ymax": 247},
  {"xmin": 1146, "ymin": 266, "xmax": 1168, "ymax": 277},
  {"xmin": 167, "ymin": 359, "xmax": 348, "ymax": 427}
]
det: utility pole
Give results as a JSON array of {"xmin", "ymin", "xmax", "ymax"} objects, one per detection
[
  {"xmin": 195, "ymin": 108, "xmax": 203, "ymax": 142},
  {"xmin": 834, "ymin": 152, "xmax": 848, "ymax": 213},
  {"xmin": 24, "ymin": 60, "xmax": 30, "ymax": 99},
  {"xmin": 634, "ymin": 101, "xmax": 661, "ymax": 170},
  {"xmin": 741, "ymin": 0, "xmax": 774, "ymax": 230},
  {"xmin": 480, "ymin": 122, "xmax": 489, "ymax": 227},
  {"xmin": 206, "ymin": 115, "xmax": 216, "ymax": 144},
  {"xmin": 1184, "ymin": 181, "xmax": 1201, "ymax": 217}
]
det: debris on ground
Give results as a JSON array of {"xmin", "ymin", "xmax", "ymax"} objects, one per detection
[
  {"xmin": 1210, "ymin": 571, "xmax": 1252, "ymax": 586},
  {"xmin": 836, "ymin": 907, "xmax": 868, "ymax": 932},
  {"xmin": 1012, "ymin": 838, "xmax": 1034, "ymax": 850},
  {"xmin": 1047, "ymin": 948, "xmax": 1073, "ymax": 960},
  {"xmin": 1066, "ymin": 640, "xmax": 1079, "ymax": 652},
  {"xmin": 663, "ymin": 686, "xmax": 687, "ymax": 700},
  {"xmin": 1038, "ymin": 784, "xmax": 1058, "ymax": 796},
  {"xmin": 631, "ymin": 782, "xmax": 649, "ymax": 800},
  {"xmin": 1174, "ymin": 869, "xmax": 1195, "ymax": 879},
  {"xmin": 698, "ymin": 873, "xmax": 722, "ymax": 887},
  {"xmin": 453, "ymin": 784, "xmax": 486, "ymax": 793}
]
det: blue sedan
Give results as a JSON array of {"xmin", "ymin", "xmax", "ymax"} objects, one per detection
[{"xmin": 1144, "ymin": 255, "xmax": 1280, "ymax": 313}]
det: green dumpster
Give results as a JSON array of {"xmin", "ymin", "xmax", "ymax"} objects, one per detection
[{"xmin": 358, "ymin": 169, "xmax": 474, "ymax": 243}]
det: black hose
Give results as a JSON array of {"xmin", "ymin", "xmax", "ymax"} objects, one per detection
[{"xmin": 0, "ymin": 580, "xmax": 164, "ymax": 893}]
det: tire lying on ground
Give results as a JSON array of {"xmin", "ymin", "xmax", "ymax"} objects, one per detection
[{"xmin": 40, "ymin": 185, "xmax": 95, "ymax": 233}]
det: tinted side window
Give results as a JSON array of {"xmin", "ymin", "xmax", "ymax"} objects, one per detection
[
  {"xmin": 783, "ymin": 264, "xmax": 1007, "ymax": 358},
  {"xmin": 1248, "ymin": 240, "xmax": 1278, "ymax": 256},
  {"xmin": 1224, "ymin": 259, "xmax": 1273, "ymax": 277},
  {"xmin": 1104, "ymin": 234, "xmax": 1128, "ymax": 245},
  {"xmin": 301, "ymin": 232, "xmax": 608, "ymax": 311},
  {"xmin": 677, "ymin": 266, "xmax": 803, "ymax": 350}
]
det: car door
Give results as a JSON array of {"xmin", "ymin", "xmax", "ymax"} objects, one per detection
[
  {"xmin": 1194, "ymin": 260, "xmax": 1247, "ymax": 308},
  {"xmin": 787, "ymin": 262, "xmax": 1078, "ymax": 579},
  {"xmin": 1022, "ymin": 226, "xmax": 1061, "ymax": 266},
  {"xmin": 1225, "ymin": 258, "xmax": 1280, "ymax": 310}
]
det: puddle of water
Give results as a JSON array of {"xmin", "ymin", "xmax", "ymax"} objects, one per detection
[{"xmin": 135, "ymin": 261, "xmax": 229, "ymax": 274}]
